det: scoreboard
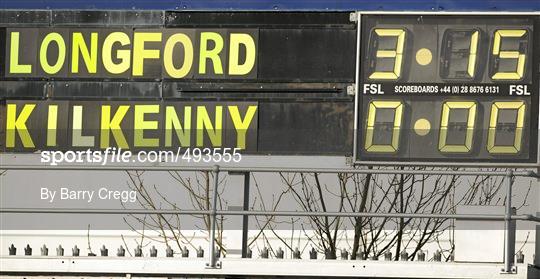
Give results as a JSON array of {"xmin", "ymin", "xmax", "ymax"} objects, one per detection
[
  {"xmin": 356, "ymin": 13, "xmax": 539, "ymax": 166},
  {"xmin": 0, "ymin": 11, "xmax": 538, "ymax": 167}
]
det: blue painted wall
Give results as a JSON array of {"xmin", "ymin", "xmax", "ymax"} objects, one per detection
[{"xmin": 1, "ymin": 0, "xmax": 539, "ymax": 11}]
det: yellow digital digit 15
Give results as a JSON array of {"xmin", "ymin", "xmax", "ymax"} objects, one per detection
[
  {"xmin": 491, "ymin": 29, "xmax": 527, "ymax": 80},
  {"xmin": 369, "ymin": 29, "xmax": 406, "ymax": 80},
  {"xmin": 467, "ymin": 31, "xmax": 479, "ymax": 78}
]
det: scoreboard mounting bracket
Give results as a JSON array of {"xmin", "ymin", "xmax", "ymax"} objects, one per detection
[{"xmin": 353, "ymin": 11, "xmax": 540, "ymax": 168}]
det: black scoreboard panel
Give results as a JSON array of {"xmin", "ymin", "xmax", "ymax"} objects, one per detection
[
  {"xmin": 0, "ymin": 12, "xmax": 356, "ymax": 83},
  {"xmin": 0, "ymin": 11, "xmax": 355, "ymax": 155},
  {"xmin": 357, "ymin": 15, "xmax": 539, "ymax": 165},
  {"xmin": 1, "ymin": 11, "xmax": 539, "ymax": 165}
]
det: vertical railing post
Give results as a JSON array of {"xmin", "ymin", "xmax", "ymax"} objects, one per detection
[
  {"xmin": 535, "ymin": 211, "xmax": 540, "ymax": 267},
  {"xmin": 503, "ymin": 169, "xmax": 515, "ymax": 273},
  {"xmin": 241, "ymin": 172, "xmax": 251, "ymax": 258},
  {"xmin": 207, "ymin": 165, "xmax": 220, "ymax": 268}
]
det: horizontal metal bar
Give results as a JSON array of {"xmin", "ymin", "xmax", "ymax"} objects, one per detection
[
  {"xmin": 525, "ymin": 215, "xmax": 540, "ymax": 222},
  {"xmin": 1, "ymin": 208, "xmax": 539, "ymax": 223},
  {"xmin": 0, "ymin": 257, "xmax": 533, "ymax": 279},
  {"xmin": 0, "ymin": 208, "xmax": 211, "ymax": 215},
  {"xmin": 354, "ymin": 160, "xmax": 540, "ymax": 169},
  {"xmin": 0, "ymin": 164, "xmax": 215, "ymax": 172},
  {"xmin": 0, "ymin": 164, "xmax": 537, "ymax": 177},
  {"xmin": 357, "ymin": 11, "xmax": 540, "ymax": 15},
  {"xmin": 223, "ymin": 211, "xmax": 540, "ymax": 222}
]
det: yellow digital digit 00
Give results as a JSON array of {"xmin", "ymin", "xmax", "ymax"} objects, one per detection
[
  {"xmin": 364, "ymin": 101, "xmax": 403, "ymax": 153},
  {"xmin": 438, "ymin": 101, "xmax": 477, "ymax": 153},
  {"xmin": 487, "ymin": 101, "xmax": 526, "ymax": 154},
  {"xmin": 369, "ymin": 29, "xmax": 406, "ymax": 80},
  {"xmin": 491, "ymin": 29, "xmax": 527, "ymax": 80}
]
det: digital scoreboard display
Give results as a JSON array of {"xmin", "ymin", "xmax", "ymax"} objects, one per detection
[{"xmin": 356, "ymin": 14, "xmax": 539, "ymax": 165}]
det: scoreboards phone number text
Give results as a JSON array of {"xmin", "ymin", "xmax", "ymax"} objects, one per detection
[{"xmin": 363, "ymin": 83, "xmax": 531, "ymax": 96}]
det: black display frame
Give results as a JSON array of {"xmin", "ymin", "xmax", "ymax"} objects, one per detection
[{"xmin": 354, "ymin": 12, "xmax": 540, "ymax": 167}]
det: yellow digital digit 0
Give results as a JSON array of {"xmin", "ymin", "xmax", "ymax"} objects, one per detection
[
  {"xmin": 364, "ymin": 101, "xmax": 403, "ymax": 153},
  {"xmin": 491, "ymin": 30, "xmax": 527, "ymax": 80},
  {"xmin": 487, "ymin": 101, "xmax": 526, "ymax": 154},
  {"xmin": 438, "ymin": 101, "xmax": 477, "ymax": 153},
  {"xmin": 369, "ymin": 29, "xmax": 406, "ymax": 80}
]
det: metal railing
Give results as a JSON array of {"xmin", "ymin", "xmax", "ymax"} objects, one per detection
[{"xmin": 1, "ymin": 164, "xmax": 539, "ymax": 274}]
